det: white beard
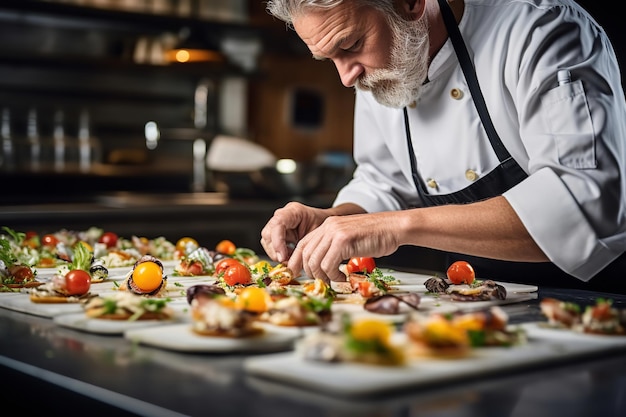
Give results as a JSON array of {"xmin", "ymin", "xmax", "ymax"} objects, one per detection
[{"xmin": 356, "ymin": 13, "xmax": 430, "ymax": 108}]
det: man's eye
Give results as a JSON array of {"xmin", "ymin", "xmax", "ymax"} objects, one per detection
[{"xmin": 344, "ymin": 39, "xmax": 362, "ymax": 52}]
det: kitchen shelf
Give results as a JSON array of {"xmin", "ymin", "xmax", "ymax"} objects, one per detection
[{"xmin": 0, "ymin": 0, "xmax": 258, "ymax": 37}]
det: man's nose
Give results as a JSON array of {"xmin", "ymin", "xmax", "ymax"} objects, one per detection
[{"xmin": 334, "ymin": 58, "xmax": 363, "ymax": 87}]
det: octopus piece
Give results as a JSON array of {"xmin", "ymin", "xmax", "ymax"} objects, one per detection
[
  {"xmin": 424, "ymin": 276, "xmax": 450, "ymax": 294},
  {"xmin": 364, "ymin": 292, "xmax": 421, "ymax": 314},
  {"xmin": 448, "ymin": 280, "xmax": 507, "ymax": 301},
  {"xmin": 186, "ymin": 284, "xmax": 226, "ymax": 305}
]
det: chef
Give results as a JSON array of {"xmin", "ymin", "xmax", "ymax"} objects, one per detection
[{"xmin": 260, "ymin": 0, "xmax": 626, "ymax": 292}]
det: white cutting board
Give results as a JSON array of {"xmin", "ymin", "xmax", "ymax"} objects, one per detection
[{"xmin": 244, "ymin": 323, "xmax": 626, "ymax": 397}]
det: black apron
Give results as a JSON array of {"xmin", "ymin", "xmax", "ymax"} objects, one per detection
[{"xmin": 401, "ymin": 0, "xmax": 625, "ymax": 293}]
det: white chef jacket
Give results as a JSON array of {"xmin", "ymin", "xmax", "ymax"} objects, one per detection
[{"xmin": 333, "ymin": 0, "xmax": 626, "ymax": 281}]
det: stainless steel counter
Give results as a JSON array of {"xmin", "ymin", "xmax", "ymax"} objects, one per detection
[{"xmin": 1, "ymin": 287, "xmax": 625, "ymax": 417}]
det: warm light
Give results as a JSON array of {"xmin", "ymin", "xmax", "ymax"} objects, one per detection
[
  {"xmin": 165, "ymin": 49, "xmax": 224, "ymax": 64},
  {"xmin": 276, "ymin": 159, "xmax": 297, "ymax": 174},
  {"xmin": 175, "ymin": 50, "xmax": 190, "ymax": 63}
]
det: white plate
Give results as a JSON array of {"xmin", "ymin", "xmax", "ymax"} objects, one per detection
[
  {"xmin": 54, "ymin": 312, "xmax": 182, "ymax": 335},
  {"xmin": 245, "ymin": 326, "xmax": 626, "ymax": 396},
  {"xmin": 0, "ymin": 293, "xmax": 85, "ymax": 317},
  {"xmin": 124, "ymin": 323, "xmax": 304, "ymax": 353},
  {"xmin": 331, "ymin": 296, "xmax": 459, "ymax": 323},
  {"xmin": 521, "ymin": 322, "xmax": 626, "ymax": 346}
]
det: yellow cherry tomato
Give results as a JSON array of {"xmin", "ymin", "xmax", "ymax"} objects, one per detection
[
  {"xmin": 349, "ymin": 319, "xmax": 394, "ymax": 346},
  {"xmin": 176, "ymin": 237, "xmax": 199, "ymax": 254},
  {"xmin": 235, "ymin": 287, "xmax": 272, "ymax": 313},
  {"xmin": 132, "ymin": 261, "xmax": 163, "ymax": 292},
  {"xmin": 251, "ymin": 260, "xmax": 272, "ymax": 275}
]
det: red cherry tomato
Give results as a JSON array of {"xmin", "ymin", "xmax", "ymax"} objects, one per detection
[
  {"xmin": 222, "ymin": 263, "xmax": 252, "ymax": 286},
  {"xmin": 216, "ymin": 239, "xmax": 237, "ymax": 255},
  {"xmin": 8, "ymin": 265, "xmax": 35, "ymax": 283},
  {"xmin": 24, "ymin": 231, "xmax": 38, "ymax": 240},
  {"xmin": 346, "ymin": 257, "xmax": 377, "ymax": 274},
  {"xmin": 64, "ymin": 270, "xmax": 91, "ymax": 295},
  {"xmin": 446, "ymin": 260, "xmax": 475, "ymax": 285},
  {"xmin": 214, "ymin": 258, "xmax": 242, "ymax": 276},
  {"xmin": 41, "ymin": 234, "xmax": 59, "ymax": 248},
  {"xmin": 98, "ymin": 232, "xmax": 119, "ymax": 248}
]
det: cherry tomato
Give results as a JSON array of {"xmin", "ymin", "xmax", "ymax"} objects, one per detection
[
  {"xmin": 24, "ymin": 231, "xmax": 38, "ymax": 240},
  {"xmin": 346, "ymin": 257, "xmax": 377, "ymax": 274},
  {"xmin": 222, "ymin": 262, "xmax": 252, "ymax": 286},
  {"xmin": 216, "ymin": 239, "xmax": 236, "ymax": 255},
  {"xmin": 446, "ymin": 260, "xmax": 475, "ymax": 285},
  {"xmin": 98, "ymin": 232, "xmax": 119, "ymax": 248},
  {"xmin": 176, "ymin": 237, "xmax": 199, "ymax": 254},
  {"xmin": 8, "ymin": 265, "xmax": 35, "ymax": 283},
  {"xmin": 64, "ymin": 270, "xmax": 91, "ymax": 295},
  {"xmin": 251, "ymin": 260, "xmax": 272, "ymax": 275},
  {"xmin": 41, "ymin": 234, "xmax": 59, "ymax": 248},
  {"xmin": 214, "ymin": 258, "xmax": 242, "ymax": 276},
  {"xmin": 132, "ymin": 261, "xmax": 163, "ymax": 292},
  {"xmin": 349, "ymin": 318, "xmax": 394, "ymax": 344},
  {"xmin": 23, "ymin": 231, "xmax": 39, "ymax": 249},
  {"xmin": 235, "ymin": 287, "xmax": 271, "ymax": 313},
  {"xmin": 38, "ymin": 257, "xmax": 57, "ymax": 268}
]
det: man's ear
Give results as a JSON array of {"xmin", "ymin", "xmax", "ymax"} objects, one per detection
[{"xmin": 401, "ymin": 0, "xmax": 425, "ymax": 20}]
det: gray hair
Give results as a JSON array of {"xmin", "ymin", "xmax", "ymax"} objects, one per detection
[{"xmin": 266, "ymin": 0, "xmax": 397, "ymax": 27}]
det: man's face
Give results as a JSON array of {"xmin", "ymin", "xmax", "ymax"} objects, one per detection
[{"xmin": 294, "ymin": 3, "xmax": 430, "ymax": 108}]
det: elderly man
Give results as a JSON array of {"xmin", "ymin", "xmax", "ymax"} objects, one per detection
[{"xmin": 260, "ymin": 0, "xmax": 626, "ymax": 293}]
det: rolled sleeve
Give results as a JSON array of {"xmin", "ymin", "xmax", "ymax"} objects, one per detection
[{"xmin": 504, "ymin": 168, "xmax": 623, "ymax": 281}]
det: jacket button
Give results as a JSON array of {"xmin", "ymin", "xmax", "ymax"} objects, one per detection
[
  {"xmin": 450, "ymin": 88, "xmax": 463, "ymax": 100},
  {"xmin": 426, "ymin": 179, "xmax": 438, "ymax": 189},
  {"xmin": 465, "ymin": 169, "xmax": 478, "ymax": 181}
]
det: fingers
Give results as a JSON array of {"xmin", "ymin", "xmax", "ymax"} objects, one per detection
[
  {"xmin": 260, "ymin": 203, "xmax": 305, "ymax": 263},
  {"xmin": 288, "ymin": 228, "xmax": 347, "ymax": 284}
]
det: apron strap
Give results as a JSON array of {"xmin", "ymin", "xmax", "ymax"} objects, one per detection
[{"xmin": 436, "ymin": 0, "xmax": 512, "ymax": 163}]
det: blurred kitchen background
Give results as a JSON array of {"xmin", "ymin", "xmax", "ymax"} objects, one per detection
[{"xmin": 0, "ymin": 0, "xmax": 358, "ymax": 204}]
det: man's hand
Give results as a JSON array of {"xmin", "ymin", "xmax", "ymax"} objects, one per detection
[
  {"xmin": 287, "ymin": 211, "xmax": 400, "ymax": 283},
  {"xmin": 260, "ymin": 202, "xmax": 329, "ymax": 264}
]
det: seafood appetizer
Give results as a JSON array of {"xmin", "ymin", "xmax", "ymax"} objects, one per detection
[
  {"xmin": 119, "ymin": 255, "xmax": 168, "ymax": 297},
  {"xmin": 424, "ymin": 260, "xmax": 506, "ymax": 301},
  {"xmin": 424, "ymin": 276, "xmax": 507, "ymax": 301},
  {"xmin": 0, "ymin": 234, "xmax": 42, "ymax": 291},
  {"xmin": 173, "ymin": 246, "xmax": 220, "ymax": 276},
  {"xmin": 259, "ymin": 286, "xmax": 333, "ymax": 327},
  {"xmin": 403, "ymin": 306, "xmax": 526, "ymax": 358},
  {"xmin": 30, "ymin": 243, "xmax": 100, "ymax": 303},
  {"xmin": 540, "ymin": 297, "xmax": 626, "ymax": 335},
  {"xmin": 186, "ymin": 284, "xmax": 263, "ymax": 337},
  {"xmin": 84, "ymin": 292, "xmax": 174, "ymax": 321},
  {"xmin": 56, "ymin": 240, "xmax": 109, "ymax": 283},
  {"xmin": 29, "ymin": 269, "xmax": 94, "ymax": 303},
  {"xmin": 296, "ymin": 313, "xmax": 406, "ymax": 366},
  {"xmin": 335, "ymin": 257, "xmax": 399, "ymax": 298}
]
